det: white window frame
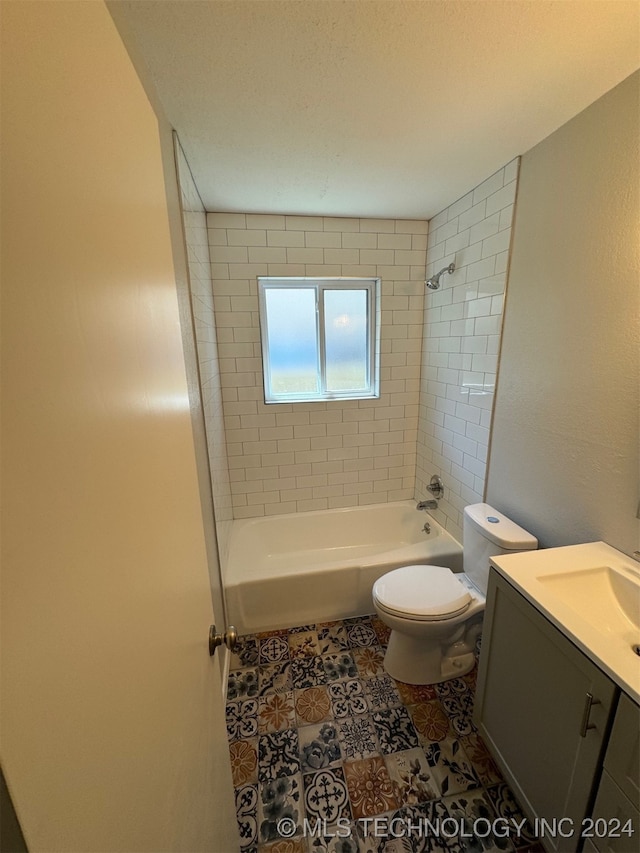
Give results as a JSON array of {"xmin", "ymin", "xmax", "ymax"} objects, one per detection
[{"xmin": 258, "ymin": 277, "xmax": 381, "ymax": 404}]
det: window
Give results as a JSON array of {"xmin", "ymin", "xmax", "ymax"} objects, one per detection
[{"xmin": 258, "ymin": 277, "xmax": 380, "ymax": 403}]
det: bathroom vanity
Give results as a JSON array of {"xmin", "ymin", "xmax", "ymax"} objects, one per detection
[{"xmin": 474, "ymin": 543, "xmax": 640, "ymax": 853}]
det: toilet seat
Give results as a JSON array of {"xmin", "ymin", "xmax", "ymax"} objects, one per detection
[{"xmin": 373, "ymin": 564, "xmax": 472, "ymax": 622}]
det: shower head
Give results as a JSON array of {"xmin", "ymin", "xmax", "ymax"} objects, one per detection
[{"xmin": 426, "ymin": 262, "xmax": 455, "ymax": 290}]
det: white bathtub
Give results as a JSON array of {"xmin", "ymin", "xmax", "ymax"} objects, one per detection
[{"xmin": 224, "ymin": 500, "xmax": 463, "ymax": 634}]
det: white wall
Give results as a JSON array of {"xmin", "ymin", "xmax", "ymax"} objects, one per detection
[
  {"xmin": 487, "ymin": 72, "xmax": 639, "ymax": 553},
  {"xmin": 415, "ymin": 162, "xmax": 519, "ymax": 541},
  {"xmin": 207, "ymin": 214, "xmax": 428, "ymax": 518},
  {"xmin": 1, "ymin": 2, "xmax": 237, "ymax": 849}
]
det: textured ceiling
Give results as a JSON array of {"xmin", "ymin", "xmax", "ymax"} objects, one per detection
[{"xmin": 112, "ymin": 1, "xmax": 640, "ymax": 219}]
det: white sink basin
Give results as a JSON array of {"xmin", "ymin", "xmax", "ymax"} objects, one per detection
[
  {"xmin": 537, "ymin": 564, "xmax": 640, "ymax": 632},
  {"xmin": 490, "ymin": 542, "xmax": 640, "ymax": 703}
]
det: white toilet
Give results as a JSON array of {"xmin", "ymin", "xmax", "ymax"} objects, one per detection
[{"xmin": 372, "ymin": 503, "xmax": 537, "ymax": 684}]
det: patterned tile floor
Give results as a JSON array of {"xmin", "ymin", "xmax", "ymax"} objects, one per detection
[{"xmin": 226, "ymin": 615, "xmax": 543, "ymax": 853}]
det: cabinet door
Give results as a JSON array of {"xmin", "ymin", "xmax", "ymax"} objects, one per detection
[
  {"xmin": 590, "ymin": 771, "xmax": 640, "ymax": 853},
  {"xmin": 603, "ymin": 693, "xmax": 640, "ymax": 808},
  {"xmin": 589, "ymin": 694, "xmax": 640, "ymax": 852},
  {"xmin": 474, "ymin": 570, "xmax": 617, "ymax": 852}
]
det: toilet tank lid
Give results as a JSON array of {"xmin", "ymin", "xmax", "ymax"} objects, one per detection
[{"xmin": 464, "ymin": 503, "xmax": 538, "ymax": 550}]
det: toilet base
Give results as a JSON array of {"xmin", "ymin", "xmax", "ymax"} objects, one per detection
[{"xmin": 383, "ymin": 629, "xmax": 476, "ymax": 685}]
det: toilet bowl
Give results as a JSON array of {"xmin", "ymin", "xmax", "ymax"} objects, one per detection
[
  {"xmin": 373, "ymin": 566, "xmax": 485, "ymax": 684},
  {"xmin": 372, "ymin": 503, "xmax": 537, "ymax": 684}
]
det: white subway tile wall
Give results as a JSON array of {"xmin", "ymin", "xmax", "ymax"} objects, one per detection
[
  {"xmin": 176, "ymin": 147, "xmax": 233, "ymax": 562},
  {"xmin": 415, "ymin": 159, "xmax": 520, "ymax": 542},
  {"xmin": 207, "ymin": 214, "xmax": 428, "ymax": 518}
]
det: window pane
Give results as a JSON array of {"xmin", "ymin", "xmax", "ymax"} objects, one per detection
[
  {"xmin": 264, "ymin": 288, "xmax": 319, "ymax": 396},
  {"xmin": 323, "ymin": 289, "xmax": 368, "ymax": 392}
]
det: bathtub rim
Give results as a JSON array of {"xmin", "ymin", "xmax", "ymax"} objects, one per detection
[
  {"xmin": 224, "ymin": 499, "xmax": 459, "ymax": 585},
  {"xmin": 223, "ymin": 500, "xmax": 464, "ymax": 633}
]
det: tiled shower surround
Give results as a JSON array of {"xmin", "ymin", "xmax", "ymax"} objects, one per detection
[
  {"xmin": 207, "ymin": 214, "xmax": 429, "ymax": 518},
  {"xmin": 197, "ymin": 160, "xmax": 520, "ymax": 526},
  {"xmin": 415, "ymin": 161, "xmax": 519, "ymax": 542},
  {"xmin": 176, "ymin": 144, "xmax": 233, "ymax": 563},
  {"xmin": 226, "ymin": 614, "xmax": 541, "ymax": 853}
]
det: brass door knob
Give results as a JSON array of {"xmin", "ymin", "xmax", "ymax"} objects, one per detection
[{"xmin": 209, "ymin": 624, "xmax": 238, "ymax": 657}]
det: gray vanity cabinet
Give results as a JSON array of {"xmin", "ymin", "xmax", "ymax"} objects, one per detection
[{"xmin": 474, "ymin": 569, "xmax": 618, "ymax": 853}]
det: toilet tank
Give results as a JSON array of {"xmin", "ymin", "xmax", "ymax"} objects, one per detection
[{"xmin": 463, "ymin": 503, "xmax": 538, "ymax": 593}]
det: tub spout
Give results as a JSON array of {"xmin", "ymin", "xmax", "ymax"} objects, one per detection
[{"xmin": 417, "ymin": 499, "xmax": 438, "ymax": 510}]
